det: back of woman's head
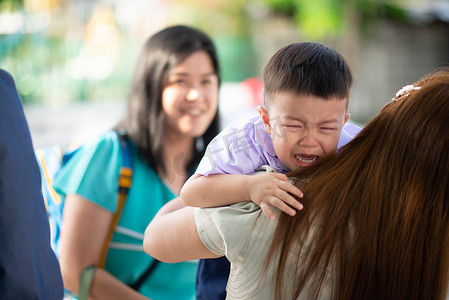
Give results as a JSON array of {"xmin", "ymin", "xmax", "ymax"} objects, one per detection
[
  {"xmin": 268, "ymin": 68, "xmax": 449, "ymax": 300},
  {"xmin": 119, "ymin": 25, "xmax": 221, "ymax": 175},
  {"xmin": 361, "ymin": 68, "xmax": 449, "ymax": 203}
]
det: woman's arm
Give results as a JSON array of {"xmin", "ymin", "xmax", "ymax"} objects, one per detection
[
  {"xmin": 58, "ymin": 194, "xmax": 148, "ymax": 300},
  {"xmin": 143, "ymin": 197, "xmax": 221, "ymax": 263}
]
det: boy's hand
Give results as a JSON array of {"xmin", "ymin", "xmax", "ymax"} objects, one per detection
[{"xmin": 247, "ymin": 173, "xmax": 303, "ymax": 220}]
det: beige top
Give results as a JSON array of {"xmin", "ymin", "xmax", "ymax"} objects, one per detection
[{"xmin": 195, "ymin": 202, "xmax": 332, "ymax": 299}]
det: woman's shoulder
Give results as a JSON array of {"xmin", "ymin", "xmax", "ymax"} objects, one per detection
[
  {"xmin": 86, "ymin": 130, "xmax": 122, "ymax": 150},
  {"xmin": 53, "ymin": 130, "xmax": 128, "ymax": 212},
  {"xmin": 55, "ymin": 130, "xmax": 126, "ymax": 183},
  {"xmin": 197, "ymin": 202, "xmax": 262, "ymax": 227},
  {"xmin": 73, "ymin": 130, "xmax": 126, "ymax": 162},
  {"xmin": 195, "ymin": 202, "xmax": 277, "ymax": 263}
]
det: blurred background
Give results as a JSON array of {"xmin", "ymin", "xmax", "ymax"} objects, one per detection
[{"xmin": 1, "ymin": 0, "xmax": 448, "ymax": 148}]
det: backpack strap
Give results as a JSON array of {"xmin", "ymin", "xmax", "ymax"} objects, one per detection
[
  {"xmin": 93, "ymin": 131, "xmax": 159, "ymax": 291},
  {"xmin": 98, "ymin": 131, "xmax": 133, "ymax": 268},
  {"xmin": 129, "ymin": 258, "xmax": 160, "ymax": 291}
]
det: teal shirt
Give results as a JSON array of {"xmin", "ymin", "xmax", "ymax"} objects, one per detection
[{"xmin": 53, "ymin": 131, "xmax": 196, "ymax": 300}]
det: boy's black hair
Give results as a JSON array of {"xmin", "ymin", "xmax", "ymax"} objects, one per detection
[{"xmin": 263, "ymin": 42, "xmax": 352, "ymax": 107}]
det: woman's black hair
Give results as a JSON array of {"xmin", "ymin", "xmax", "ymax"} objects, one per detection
[{"xmin": 116, "ymin": 25, "xmax": 221, "ymax": 176}]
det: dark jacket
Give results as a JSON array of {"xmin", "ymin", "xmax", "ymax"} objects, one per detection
[{"xmin": 0, "ymin": 69, "xmax": 63, "ymax": 299}]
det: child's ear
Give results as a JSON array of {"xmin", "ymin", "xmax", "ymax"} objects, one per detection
[
  {"xmin": 257, "ymin": 105, "xmax": 271, "ymax": 135},
  {"xmin": 344, "ymin": 113, "xmax": 351, "ymax": 124}
]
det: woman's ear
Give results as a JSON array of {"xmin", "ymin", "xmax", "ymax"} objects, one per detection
[{"xmin": 257, "ymin": 105, "xmax": 271, "ymax": 135}]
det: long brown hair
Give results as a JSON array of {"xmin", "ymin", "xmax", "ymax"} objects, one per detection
[{"xmin": 266, "ymin": 68, "xmax": 449, "ymax": 299}]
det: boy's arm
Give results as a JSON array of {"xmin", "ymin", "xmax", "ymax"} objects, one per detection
[
  {"xmin": 180, "ymin": 172, "xmax": 303, "ymax": 220},
  {"xmin": 180, "ymin": 173, "xmax": 252, "ymax": 207}
]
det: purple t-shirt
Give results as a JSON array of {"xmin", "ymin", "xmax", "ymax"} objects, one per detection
[{"xmin": 196, "ymin": 115, "xmax": 362, "ymax": 176}]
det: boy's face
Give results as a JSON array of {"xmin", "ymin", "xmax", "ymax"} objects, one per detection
[{"xmin": 260, "ymin": 92, "xmax": 349, "ymax": 171}]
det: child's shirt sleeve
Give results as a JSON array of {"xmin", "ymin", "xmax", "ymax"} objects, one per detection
[
  {"xmin": 338, "ymin": 122, "xmax": 363, "ymax": 149},
  {"xmin": 195, "ymin": 115, "xmax": 290, "ymax": 176}
]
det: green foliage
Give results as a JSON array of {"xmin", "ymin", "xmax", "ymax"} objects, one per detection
[
  {"xmin": 0, "ymin": 0, "xmax": 22, "ymax": 12},
  {"xmin": 214, "ymin": 35, "xmax": 257, "ymax": 82},
  {"xmin": 258, "ymin": 0, "xmax": 344, "ymax": 39},
  {"xmin": 1, "ymin": 33, "xmax": 72, "ymax": 103},
  {"xmin": 258, "ymin": 0, "xmax": 412, "ymax": 39},
  {"xmin": 0, "ymin": 31, "xmax": 133, "ymax": 104},
  {"xmin": 0, "ymin": 0, "xmax": 416, "ymax": 104},
  {"xmin": 260, "ymin": 0, "xmax": 296, "ymax": 16},
  {"xmin": 169, "ymin": 0, "xmax": 258, "ymax": 80},
  {"xmin": 171, "ymin": 0, "xmax": 251, "ymax": 37},
  {"xmin": 296, "ymin": 0, "xmax": 343, "ymax": 39}
]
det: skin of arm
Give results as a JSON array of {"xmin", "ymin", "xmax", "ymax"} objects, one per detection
[
  {"xmin": 180, "ymin": 172, "xmax": 303, "ymax": 220},
  {"xmin": 58, "ymin": 194, "xmax": 149, "ymax": 300},
  {"xmin": 143, "ymin": 197, "xmax": 221, "ymax": 263}
]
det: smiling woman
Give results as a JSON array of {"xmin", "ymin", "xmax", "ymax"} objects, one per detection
[
  {"xmin": 162, "ymin": 50, "xmax": 219, "ymax": 145},
  {"xmin": 52, "ymin": 25, "xmax": 221, "ymax": 300}
]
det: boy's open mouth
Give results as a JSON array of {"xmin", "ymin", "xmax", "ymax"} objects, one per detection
[{"xmin": 295, "ymin": 155, "xmax": 318, "ymax": 163}]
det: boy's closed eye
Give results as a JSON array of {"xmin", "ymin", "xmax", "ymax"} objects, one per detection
[
  {"xmin": 282, "ymin": 124, "xmax": 303, "ymax": 132},
  {"xmin": 319, "ymin": 126, "xmax": 338, "ymax": 133}
]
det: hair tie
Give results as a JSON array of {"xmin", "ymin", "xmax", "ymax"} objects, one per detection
[{"xmin": 391, "ymin": 84, "xmax": 421, "ymax": 103}]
